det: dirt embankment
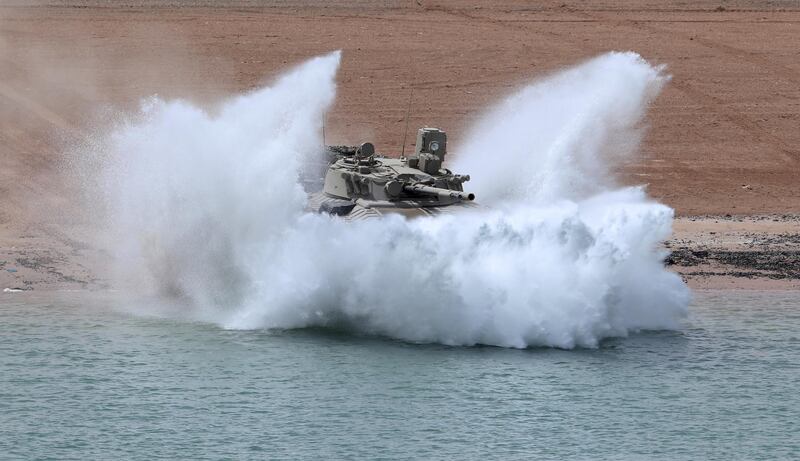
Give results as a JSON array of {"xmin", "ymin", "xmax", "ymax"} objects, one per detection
[{"xmin": 0, "ymin": 1, "xmax": 798, "ymax": 291}]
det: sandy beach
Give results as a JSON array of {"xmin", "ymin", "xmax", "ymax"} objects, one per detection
[{"xmin": 1, "ymin": 0, "xmax": 798, "ymax": 291}]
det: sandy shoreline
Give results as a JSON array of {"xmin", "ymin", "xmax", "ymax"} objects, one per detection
[
  {"xmin": 667, "ymin": 215, "xmax": 800, "ymax": 290},
  {"xmin": 2, "ymin": 214, "xmax": 798, "ymax": 293},
  {"xmin": 1, "ymin": 2, "xmax": 798, "ymax": 294}
]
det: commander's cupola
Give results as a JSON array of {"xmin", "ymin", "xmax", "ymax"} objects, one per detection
[{"xmin": 407, "ymin": 128, "xmax": 447, "ymax": 175}]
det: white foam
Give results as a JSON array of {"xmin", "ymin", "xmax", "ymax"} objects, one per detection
[{"xmin": 92, "ymin": 50, "xmax": 689, "ymax": 348}]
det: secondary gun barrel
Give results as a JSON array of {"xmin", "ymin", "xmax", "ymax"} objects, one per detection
[{"xmin": 403, "ymin": 184, "xmax": 475, "ymax": 201}]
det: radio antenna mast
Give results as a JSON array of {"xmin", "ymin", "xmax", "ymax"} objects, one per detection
[
  {"xmin": 322, "ymin": 112, "xmax": 327, "ymax": 146},
  {"xmin": 400, "ymin": 89, "xmax": 413, "ymax": 158}
]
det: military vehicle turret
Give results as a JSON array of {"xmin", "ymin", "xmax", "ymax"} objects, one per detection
[{"xmin": 306, "ymin": 128, "xmax": 476, "ymax": 220}]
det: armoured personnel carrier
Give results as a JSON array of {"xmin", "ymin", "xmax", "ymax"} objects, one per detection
[{"xmin": 306, "ymin": 128, "xmax": 476, "ymax": 220}]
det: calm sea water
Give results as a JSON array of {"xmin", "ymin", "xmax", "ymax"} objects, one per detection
[{"xmin": 1, "ymin": 291, "xmax": 798, "ymax": 460}]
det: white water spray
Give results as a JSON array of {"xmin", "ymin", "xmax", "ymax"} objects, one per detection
[
  {"xmin": 93, "ymin": 51, "xmax": 689, "ymax": 348},
  {"xmin": 455, "ymin": 52, "xmax": 666, "ymax": 205}
]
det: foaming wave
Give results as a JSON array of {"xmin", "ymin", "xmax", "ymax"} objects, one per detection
[{"xmin": 92, "ymin": 51, "xmax": 689, "ymax": 348}]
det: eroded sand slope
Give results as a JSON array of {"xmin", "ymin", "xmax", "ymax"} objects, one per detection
[{"xmin": 1, "ymin": 1, "xmax": 798, "ymax": 290}]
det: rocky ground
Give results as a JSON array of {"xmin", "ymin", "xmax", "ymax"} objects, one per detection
[
  {"xmin": 667, "ymin": 215, "xmax": 800, "ymax": 289},
  {"xmin": 0, "ymin": 224, "xmax": 105, "ymax": 292}
]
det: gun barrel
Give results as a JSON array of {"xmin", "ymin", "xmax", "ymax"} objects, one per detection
[{"xmin": 403, "ymin": 184, "xmax": 475, "ymax": 201}]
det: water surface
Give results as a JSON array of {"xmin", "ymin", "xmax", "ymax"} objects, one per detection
[{"xmin": 1, "ymin": 291, "xmax": 798, "ymax": 460}]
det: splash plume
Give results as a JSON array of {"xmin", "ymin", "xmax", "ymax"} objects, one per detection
[{"xmin": 91, "ymin": 51, "xmax": 689, "ymax": 348}]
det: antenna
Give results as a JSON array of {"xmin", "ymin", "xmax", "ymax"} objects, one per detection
[
  {"xmin": 400, "ymin": 89, "xmax": 413, "ymax": 158},
  {"xmin": 322, "ymin": 112, "xmax": 326, "ymax": 146}
]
